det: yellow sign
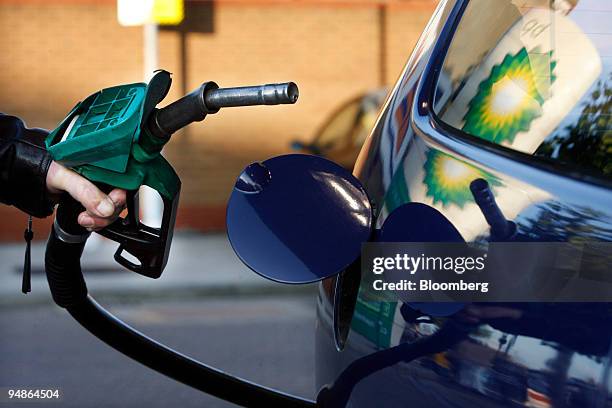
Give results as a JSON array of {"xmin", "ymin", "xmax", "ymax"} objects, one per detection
[
  {"xmin": 117, "ymin": 0, "xmax": 183, "ymax": 26},
  {"xmin": 152, "ymin": 0, "xmax": 184, "ymax": 25}
]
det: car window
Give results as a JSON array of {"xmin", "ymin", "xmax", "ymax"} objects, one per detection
[{"xmin": 433, "ymin": 0, "xmax": 611, "ymax": 178}]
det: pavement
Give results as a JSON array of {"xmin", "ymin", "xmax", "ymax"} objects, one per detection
[
  {"xmin": 0, "ymin": 296, "xmax": 317, "ymax": 407},
  {"xmin": 0, "ymin": 232, "xmax": 319, "ymax": 407},
  {"xmin": 0, "ymin": 232, "xmax": 315, "ymax": 307}
]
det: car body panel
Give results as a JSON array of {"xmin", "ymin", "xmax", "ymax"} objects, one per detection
[{"xmin": 316, "ymin": 0, "xmax": 612, "ymax": 406}]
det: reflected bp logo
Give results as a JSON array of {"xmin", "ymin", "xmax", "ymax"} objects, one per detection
[
  {"xmin": 463, "ymin": 47, "xmax": 556, "ymax": 144},
  {"xmin": 423, "ymin": 48, "xmax": 555, "ymax": 207},
  {"xmin": 423, "ymin": 150, "xmax": 499, "ymax": 208}
]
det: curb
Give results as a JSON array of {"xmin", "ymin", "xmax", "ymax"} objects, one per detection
[{"xmin": 0, "ymin": 282, "xmax": 318, "ymax": 309}]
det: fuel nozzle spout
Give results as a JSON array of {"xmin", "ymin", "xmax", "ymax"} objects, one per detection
[
  {"xmin": 205, "ymin": 82, "xmax": 299, "ymax": 109},
  {"xmin": 147, "ymin": 81, "xmax": 299, "ymax": 139},
  {"xmin": 469, "ymin": 178, "xmax": 517, "ymax": 241}
]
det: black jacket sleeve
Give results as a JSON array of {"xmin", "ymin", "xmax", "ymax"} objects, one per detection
[{"xmin": 0, "ymin": 114, "xmax": 55, "ymax": 218}]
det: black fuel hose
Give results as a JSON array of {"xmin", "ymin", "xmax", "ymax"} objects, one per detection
[
  {"xmin": 43, "ymin": 196, "xmax": 477, "ymax": 408},
  {"xmin": 44, "ymin": 196, "xmax": 316, "ymax": 408},
  {"xmin": 45, "ymin": 198, "xmax": 488, "ymax": 407},
  {"xmin": 316, "ymin": 320, "xmax": 474, "ymax": 408},
  {"xmin": 45, "ymin": 185, "xmax": 483, "ymax": 407}
]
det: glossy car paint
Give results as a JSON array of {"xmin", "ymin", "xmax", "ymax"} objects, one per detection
[
  {"xmin": 227, "ymin": 154, "xmax": 372, "ymax": 284},
  {"xmin": 315, "ymin": 1, "xmax": 612, "ymax": 407}
]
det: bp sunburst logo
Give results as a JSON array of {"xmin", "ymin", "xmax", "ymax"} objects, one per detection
[
  {"xmin": 423, "ymin": 150, "xmax": 500, "ymax": 208},
  {"xmin": 463, "ymin": 47, "xmax": 556, "ymax": 144}
]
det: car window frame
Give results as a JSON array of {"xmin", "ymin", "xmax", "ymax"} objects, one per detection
[{"xmin": 418, "ymin": 0, "xmax": 612, "ymax": 189}]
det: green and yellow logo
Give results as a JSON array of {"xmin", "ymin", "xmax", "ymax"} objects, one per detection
[
  {"xmin": 463, "ymin": 47, "xmax": 556, "ymax": 144},
  {"xmin": 423, "ymin": 150, "xmax": 500, "ymax": 208}
]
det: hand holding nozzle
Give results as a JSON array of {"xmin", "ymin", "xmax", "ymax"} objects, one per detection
[
  {"xmin": 148, "ymin": 81, "xmax": 299, "ymax": 138},
  {"xmin": 46, "ymin": 162, "xmax": 126, "ymax": 232},
  {"xmin": 44, "ymin": 72, "xmax": 298, "ymax": 288}
]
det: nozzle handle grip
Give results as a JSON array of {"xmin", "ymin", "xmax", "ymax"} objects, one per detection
[{"xmin": 149, "ymin": 81, "xmax": 220, "ymax": 138}]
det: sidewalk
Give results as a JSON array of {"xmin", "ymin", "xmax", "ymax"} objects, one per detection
[{"xmin": 0, "ymin": 232, "xmax": 314, "ymax": 307}]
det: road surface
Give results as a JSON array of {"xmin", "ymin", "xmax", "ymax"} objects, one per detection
[{"xmin": 0, "ymin": 295, "xmax": 316, "ymax": 407}]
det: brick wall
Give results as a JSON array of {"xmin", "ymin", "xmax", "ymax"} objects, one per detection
[{"xmin": 0, "ymin": 0, "xmax": 435, "ymax": 240}]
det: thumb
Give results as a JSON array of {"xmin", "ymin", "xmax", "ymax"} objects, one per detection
[{"xmin": 47, "ymin": 162, "xmax": 115, "ymax": 217}]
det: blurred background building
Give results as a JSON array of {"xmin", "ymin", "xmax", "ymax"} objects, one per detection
[{"xmin": 0, "ymin": 0, "xmax": 436, "ymax": 240}]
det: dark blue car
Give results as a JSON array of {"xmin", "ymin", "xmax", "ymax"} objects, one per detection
[
  {"xmin": 41, "ymin": 0, "xmax": 611, "ymax": 406},
  {"xmin": 314, "ymin": 0, "xmax": 611, "ymax": 406}
]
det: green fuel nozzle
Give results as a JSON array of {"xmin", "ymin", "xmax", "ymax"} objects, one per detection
[{"xmin": 45, "ymin": 70, "xmax": 298, "ymax": 278}]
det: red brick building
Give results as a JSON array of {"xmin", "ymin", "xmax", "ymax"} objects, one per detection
[{"xmin": 0, "ymin": 0, "xmax": 436, "ymax": 240}]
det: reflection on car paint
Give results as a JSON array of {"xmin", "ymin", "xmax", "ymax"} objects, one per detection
[
  {"xmin": 350, "ymin": 297, "xmax": 399, "ymax": 349},
  {"xmin": 422, "ymin": 149, "xmax": 500, "ymax": 208},
  {"xmin": 376, "ymin": 135, "xmax": 551, "ymax": 242},
  {"xmin": 316, "ymin": 0, "xmax": 612, "ymax": 407}
]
